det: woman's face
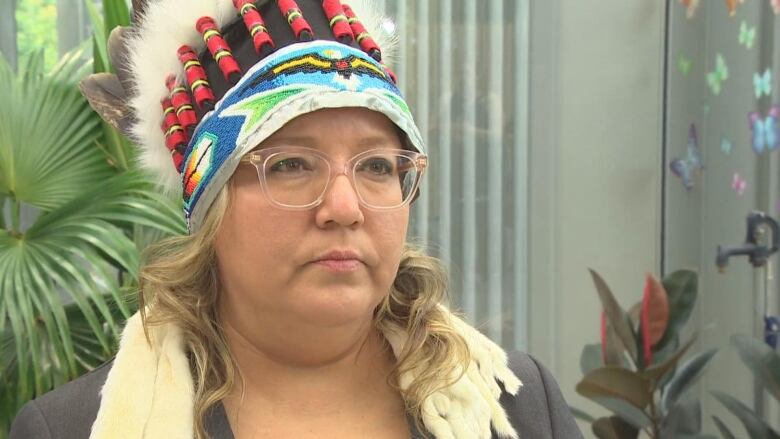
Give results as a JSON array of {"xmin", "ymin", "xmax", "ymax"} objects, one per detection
[{"xmin": 215, "ymin": 107, "xmax": 410, "ymax": 331}]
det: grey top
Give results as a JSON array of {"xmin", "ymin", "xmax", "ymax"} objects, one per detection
[{"xmin": 9, "ymin": 351, "xmax": 583, "ymax": 439}]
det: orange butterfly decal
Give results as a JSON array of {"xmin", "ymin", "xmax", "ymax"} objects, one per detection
[
  {"xmin": 679, "ymin": 0, "xmax": 700, "ymax": 18},
  {"xmin": 725, "ymin": 0, "xmax": 745, "ymax": 16}
]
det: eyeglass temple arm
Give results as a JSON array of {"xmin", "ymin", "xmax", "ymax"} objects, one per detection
[{"xmin": 406, "ymin": 156, "xmax": 426, "ymax": 205}]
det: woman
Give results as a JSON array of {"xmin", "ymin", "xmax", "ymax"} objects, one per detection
[{"xmin": 9, "ymin": 1, "xmax": 582, "ymax": 438}]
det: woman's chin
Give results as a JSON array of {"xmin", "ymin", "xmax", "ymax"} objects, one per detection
[{"xmin": 291, "ymin": 288, "xmax": 381, "ymax": 328}]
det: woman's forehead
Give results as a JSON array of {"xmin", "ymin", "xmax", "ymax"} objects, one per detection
[{"xmin": 250, "ymin": 108, "xmax": 405, "ymax": 152}]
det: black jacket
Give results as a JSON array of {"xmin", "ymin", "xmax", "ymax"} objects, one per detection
[{"xmin": 9, "ymin": 351, "xmax": 583, "ymax": 438}]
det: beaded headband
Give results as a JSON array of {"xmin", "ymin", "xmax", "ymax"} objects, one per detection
[{"xmin": 80, "ymin": 0, "xmax": 425, "ymax": 233}]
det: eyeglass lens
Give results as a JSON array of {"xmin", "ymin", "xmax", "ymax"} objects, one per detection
[{"xmin": 261, "ymin": 151, "xmax": 419, "ymax": 208}]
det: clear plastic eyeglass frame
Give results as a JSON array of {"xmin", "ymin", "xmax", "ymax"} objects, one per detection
[{"xmin": 238, "ymin": 146, "xmax": 428, "ymax": 211}]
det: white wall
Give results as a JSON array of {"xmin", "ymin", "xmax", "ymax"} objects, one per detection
[{"xmin": 527, "ymin": 0, "xmax": 666, "ymax": 435}]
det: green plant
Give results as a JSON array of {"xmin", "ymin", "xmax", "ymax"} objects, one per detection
[
  {"xmin": 0, "ymin": 1, "xmax": 185, "ymax": 435},
  {"xmin": 84, "ymin": 0, "xmax": 135, "ymax": 171},
  {"xmin": 710, "ymin": 334, "xmax": 780, "ymax": 439},
  {"xmin": 573, "ymin": 269, "xmax": 718, "ymax": 439}
]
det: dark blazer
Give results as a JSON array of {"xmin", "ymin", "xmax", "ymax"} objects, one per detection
[{"xmin": 9, "ymin": 351, "xmax": 583, "ymax": 438}]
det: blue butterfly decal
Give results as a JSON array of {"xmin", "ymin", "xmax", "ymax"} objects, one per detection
[
  {"xmin": 749, "ymin": 105, "xmax": 780, "ymax": 155},
  {"xmin": 670, "ymin": 124, "xmax": 704, "ymax": 191},
  {"xmin": 754, "ymin": 69, "xmax": 772, "ymax": 99}
]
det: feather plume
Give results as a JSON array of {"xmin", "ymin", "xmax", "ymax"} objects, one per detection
[
  {"xmin": 132, "ymin": 0, "xmax": 150, "ymax": 24},
  {"xmin": 79, "ymin": 73, "xmax": 134, "ymax": 136},
  {"xmin": 108, "ymin": 26, "xmax": 135, "ymax": 96},
  {"xmin": 344, "ymin": 0, "xmax": 399, "ymax": 64}
]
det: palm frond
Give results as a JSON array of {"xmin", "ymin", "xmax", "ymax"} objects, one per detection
[
  {"xmin": 0, "ymin": 51, "xmax": 113, "ymax": 212},
  {"xmin": 0, "ymin": 171, "xmax": 185, "ymax": 412}
]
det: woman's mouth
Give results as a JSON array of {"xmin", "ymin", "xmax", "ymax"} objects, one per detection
[{"xmin": 311, "ymin": 258, "xmax": 363, "ymax": 273}]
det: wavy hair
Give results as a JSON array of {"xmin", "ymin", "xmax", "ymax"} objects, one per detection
[{"xmin": 137, "ymin": 179, "xmax": 470, "ymax": 439}]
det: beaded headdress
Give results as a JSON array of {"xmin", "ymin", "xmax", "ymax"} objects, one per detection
[{"xmin": 80, "ymin": 0, "xmax": 425, "ymax": 233}]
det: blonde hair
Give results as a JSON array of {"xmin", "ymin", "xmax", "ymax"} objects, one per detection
[{"xmin": 138, "ymin": 181, "xmax": 470, "ymax": 439}]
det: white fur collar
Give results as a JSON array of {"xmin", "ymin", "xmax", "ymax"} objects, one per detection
[{"xmin": 89, "ymin": 306, "xmax": 521, "ymax": 438}]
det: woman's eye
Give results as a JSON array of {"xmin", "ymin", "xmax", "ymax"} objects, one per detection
[
  {"xmin": 269, "ymin": 157, "xmax": 308, "ymax": 173},
  {"xmin": 360, "ymin": 158, "xmax": 395, "ymax": 175}
]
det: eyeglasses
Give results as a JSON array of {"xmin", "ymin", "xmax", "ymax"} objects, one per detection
[{"xmin": 239, "ymin": 146, "xmax": 428, "ymax": 210}]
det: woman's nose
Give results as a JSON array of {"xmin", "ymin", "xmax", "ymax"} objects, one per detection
[{"xmin": 314, "ymin": 173, "xmax": 364, "ymax": 228}]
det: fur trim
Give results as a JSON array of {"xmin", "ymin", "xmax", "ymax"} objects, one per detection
[
  {"xmin": 127, "ymin": 0, "xmax": 399, "ymax": 197},
  {"xmin": 383, "ymin": 305, "xmax": 521, "ymax": 439},
  {"xmin": 90, "ymin": 307, "xmax": 521, "ymax": 439},
  {"xmin": 89, "ymin": 314, "xmax": 193, "ymax": 438}
]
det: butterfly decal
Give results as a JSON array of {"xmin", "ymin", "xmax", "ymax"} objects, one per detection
[
  {"xmin": 748, "ymin": 105, "xmax": 780, "ymax": 154},
  {"xmin": 677, "ymin": 54, "xmax": 692, "ymax": 76},
  {"xmin": 707, "ymin": 53, "xmax": 728, "ymax": 95},
  {"xmin": 679, "ymin": 0, "xmax": 700, "ymax": 18},
  {"xmin": 721, "ymin": 137, "xmax": 733, "ymax": 155},
  {"xmin": 731, "ymin": 173, "xmax": 747, "ymax": 196},
  {"xmin": 754, "ymin": 69, "xmax": 772, "ymax": 99},
  {"xmin": 772, "ymin": 0, "xmax": 780, "ymax": 14},
  {"xmin": 739, "ymin": 21, "xmax": 756, "ymax": 49},
  {"xmin": 670, "ymin": 124, "xmax": 704, "ymax": 191},
  {"xmin": 726, "ymin": 0, "xmax": 745, "ymax": 16}
]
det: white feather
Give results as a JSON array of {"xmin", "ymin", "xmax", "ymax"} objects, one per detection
[{"xmin": 344, "ymin": 0, "xmax": 400, "ymax": 64}]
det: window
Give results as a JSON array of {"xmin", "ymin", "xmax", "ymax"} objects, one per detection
[
  {"xmin": 384, "ymin": 0, "xmax": 530, "ymax": 350},
  {"xmin": 4, "ymin": 0, "xmax": 93, "ymax": 71}
]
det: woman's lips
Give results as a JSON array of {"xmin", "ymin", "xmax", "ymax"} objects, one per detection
[{"xmin": 312, "ymin": 259, "xmax": 363, "ymax": 273}]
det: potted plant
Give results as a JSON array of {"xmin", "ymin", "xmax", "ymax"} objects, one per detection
[{"xmin": 573, "ymin": 269, "xmax": 718, "ymax": 438}]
